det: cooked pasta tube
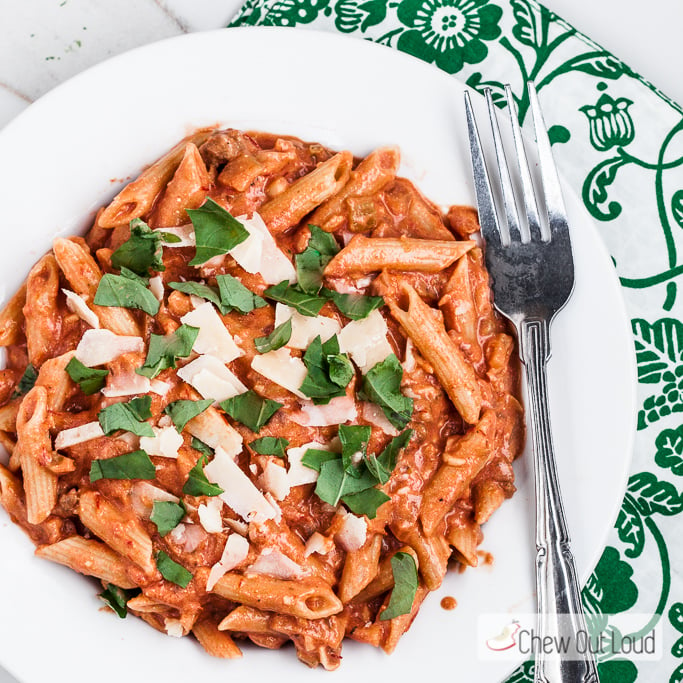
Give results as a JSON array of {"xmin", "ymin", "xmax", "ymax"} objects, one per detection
[
  {"xmin": 259, "ymin": 151, "xmax": 353, "ymax": 234},
  {"xmin": 338, "ymin": 532, "xmax": 382, "ymax": 603},
  {"xmin": 308, "ymin": 146, "xmax": 400, "ymax": 231},
  {"xmin": 420, "ymin": 410, "xmax": 497, "ymax": 535},
  {"xmin": 24, "ymin": 254, "xmax": 61, "ymax": 367},
  {"xmin": 211, "ymin": 572, "xmax": 343, "ymax": 620},
  {"xmin": 35, "ymin": 536, "xmax": 137, "ymax": 588},
  {"xmin": 388, "ymin": 283, "xmax": 481, "ymax": 424},
  {"xmin": 98, "ymin": 128, "xmax": 215, "ymax": 227},
  {"xmin": 324, "ymin": 235, "xmax": 474, "ymax": 276},
  {"xmin": 78, "ymin": 490, "xmax": 156, "ymax": 575},
  {"xmin": 193, "ymin": 618, "xmax": 243, "ymax": 658},
  {"xmin": 218, "ymin": 605, "xmax": 276, "ymax": 634},
  {"xmin": 0, "ymin": 283, "xmax": 26, "ymax": 346}
]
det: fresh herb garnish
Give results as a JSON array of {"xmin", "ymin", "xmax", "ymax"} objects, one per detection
[
  {"xmin": 93, "ymin": 272, "xmax": 160, "ymax": 316},
  {"xmin": 380, "ymin": 552, "xmax": 419, "ymax": 620},
  {"xmin": 358, "ymin": 354, "xmax": 413, "ymax": 430},
  {"xmin": 65, "ymin": 357, "xmax": 108, "ymax": 395},
  {"xmin": 164, "ymin": 399, "xmax": 213, "ymax": 432},
  {"xmin": 136, "ymin": 324, "xmax": 199, "ymax": 379},
  {"xmin": 249, "ymin": 436, "xmax": 289, "ymax": 458},
  {"xmin": 300, "ymin": 448, "xmax": 339, "ymax": 471},
  {"xmin": 299, "ymin": 335, "xmax": 354, "ymax": 404},
  {"xmin": 339, "ymin": 424, "xmax": 372, "ymax": 476},
  {"xmin": 321, "ymin": 288, "xmax": 384, "ymax": 321},
  {"xmin": 155, "ymin": 551, "xmax": 193, "ymax": 588},
  {"xmin": 187, "ymin": 198, "xmax": 249, "ymax": 266},
  {"xmin": 216, "ymin": 274, "xmax": 267, "ymax": 313},
  {"xmin": 183, "ymin": 453, "xmax": 223, "ymax": 496},
  {"xmin": 314, "ymin": 458, "xmax": 381, "ymax": 510},
  {"xmin": 111, "ymin": 218, "xmax": 165, "ymax": 276},
  {"xmin": 169, "ymin": 281, "xmax": 225, "ymax": 313},
  {"xmin": 98, "ymin": 396, "xmax": 154, "ymax": 437},
  {"xmin": 150, "ymin": 500, "xmax": 186, "ymax": 537},
  {"xmin": 219, "ymin": 390, "xmax": 282, "ymax": 433},
  {"xmin": 89, "ymin": 449, "xmax": 156, "ymax": 482},
  {"xmin": 366, "ymin": 430, "xmax": 413, "ymax": 484},
  {"xmin": 342, "ymin": 488, "xmax": 391, "ymax": 517},
  {"xmin": 263, "ymin": 281, "xmax": 328, "ymax": 317},
  {"xmin": 254, "ymin": 318, "xmax": 292, "ymax": 354},
  {"xmin": 11, "ymin": 363, "xmax": 38, "ymax": 399},
  {"xmin": 98, "ymin": 584, "xmax": 140, "ymax": 619},
  {"xmin": 191, "ymin": 437, "xmax": 214, "ymax": 458},
  {"xmin": 294, "ymin": 225, "xmax": 340, "ymax": 294}
]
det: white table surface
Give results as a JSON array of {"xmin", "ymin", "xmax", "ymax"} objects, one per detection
[{"xmin": 0, "ymin": 1, "xmax": 681, "ymax": 681}]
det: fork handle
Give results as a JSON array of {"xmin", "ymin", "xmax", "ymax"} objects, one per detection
[{"xmin": 519, "ymin": 319, "xmax": 599, "ymax": 683}]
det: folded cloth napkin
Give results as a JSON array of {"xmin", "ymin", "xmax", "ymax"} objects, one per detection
[{"xmin": 230, "ymin": 2, "xmax": 683, "ymax": 681}]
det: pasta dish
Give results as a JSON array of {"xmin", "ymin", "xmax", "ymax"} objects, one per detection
[{"xmin": 0, "ymin": 127, "xmax": 523, "ymax": 668}]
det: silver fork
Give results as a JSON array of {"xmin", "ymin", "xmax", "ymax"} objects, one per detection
[{"xmin": 464, "ymin": 83, "xmax": 599, "ymax": 683}]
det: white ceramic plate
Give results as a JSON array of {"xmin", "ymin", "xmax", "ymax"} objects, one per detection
[{"xmin": 0, "ymin": 27, "xmax": 636, "ymax": 683}]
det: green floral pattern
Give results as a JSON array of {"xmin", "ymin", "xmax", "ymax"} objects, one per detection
[{"xmin": 230, "ymin": 2, "xmax": 683, "ymax": 679}]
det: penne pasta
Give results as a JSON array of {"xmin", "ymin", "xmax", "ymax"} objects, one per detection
[
  {"xmin": 24, "ymin": 254, "xmax": 62, "ymax": 367},
  {"xmin": 0, "ymin": 283, "xmax": 27, "ymax": 346}
]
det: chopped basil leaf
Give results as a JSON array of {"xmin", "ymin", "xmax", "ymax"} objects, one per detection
[
  {"xmin": 191, "ymin": 437, "xmax": 214, "ymax": 458},
  {"xmin": 89, "ymin": 449, "xmax": 156, "ymax": 482},
  {"xmin": 159, "ymin": 232, "xmax": 182, "ymax": 244},
  {"xmin": 294, "ymin": 226, "xmax": 340, "ymax": 294},
  {"xmin": 308, "ymin": 225, "xmax": 340, "ymax": 257},
  {"xmin": 249, "ymin": 436, "xmax": 289, "ymax": 458},
  {"xmin": 299, "ymin": 335, "xmax": 353, "ymax": 404},
  {"xmin": 111, "ymin": 218, "xmax": 165, "ymax": 276},
  {"xmin": 339, "ymin": 424, "xmax": 372, "ymax": 476},
  {"xmin": 98, "ymin": 396, "xmax": 154, "ymax": 437},
  {"xmin": 380, "ymin": 552, "xmax": 419, "ymax": 620},
  {"xmin": 169, "ymin": 281, "xmax": 225, "ymax": 313},
  {"xmin": 322, "ymin": 288, "xmax": 384, "ymax": 321},
  {"xmin": 220, "ymin": 390, "xmax": 282, "ymax": 433},
  {"xmin": 93, "ymin": 272, "xmax": 160, "ymax": 316},
  {"xmin": 11, "ymin": 363, "xmax": 38, "ymax": 399},
  {"xmin": 342, "ymin": 488, "xmax": 391, "ymax": 519},
  {"xmin": 314, "ymin": 458, "xmax": 378, "ymax": 508},
  {"xmin": 301, "ymin": 448, "xmax": 339, "ymax": 472},
  {"xmin": 156, "ymin": 550, "xmax": 193, "ymax": 588},
  {"xmin": 216, "ymin": 274, "xmax": 267, "ymax": 313},
  {"xmin": 263, "ymin": 281, "xmax": 328, "ymax": 317},
  {"xmin": 150, "ymin": 500, "xmax": 186, "ymax": 537},
  {"xmin": 164, "ymin": 399, "xmax": 213, "ymax": 432},
  {"xmin": 183, "ymin": 453, "xmax": 223, "ymax": 496},
  {"xmin": 366, "ymin": 429, "xmax": 413, "ymax": 485},
  {"xmin": 98, "ymin": 584, "xmax": 140, "ymax": 619},
  {"xmin": 65, "ymin": 357, "xmax": 108, "ymax": 395},
  {"xmin": 358, "ymin": 354, "xmax": 413, "ymax": 430},
  {"xmin": 254, "ymin": 318, "xmax": 292, "ymax": 354},
  {"xmin": 136, "ymin": 324, "xmax": 199, "ymax": 379},
  {"xmin": 187, "ymin": 198, "xmax": 249, "ymax": 266}
]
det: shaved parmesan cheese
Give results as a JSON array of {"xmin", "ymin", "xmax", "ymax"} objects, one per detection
[
  {"xmin": 361, "ymin": 402, "xmax": 400, "ymax": 436},
  {"xmin": 55, "ymin": 421, "xmax": 105, "ymax": 449},
  {"xmin": 62, "ymin": 288, "xmax": 99, "ymax": 329},
  {"xmin": 206, "ymin": 533, "xmax": 250, "ymax": 590},
  {"xmin": 338, "ymin": 309, "xmax": 393, "ymax": 373},
  {"xmin": 259, "ymin": 460, "xmax": 291, "ymax": 501},
  {"xmin": 198, "ymin": 497, "xmax": 224, "ymax": 534},
  {"xmin": 274, "ymin": 304, "xmax": 341, "ymax": 349},
  {"xmin": 286, "ymin": 441, "xmax": 332, "ymax": 487},
  {"xmin": 155, "ymin": 224, "xmax": 196, "ymax": 247},
  {"xmin": 139, "ymin": 425, "xmax": 184, "ymax": 459},
  {"xmin": 170, "ymin": 522, "xmax": 206, "ymax": 553},
  {"xmin": 204, "ymin": 446, "xmax": 278, "ymax": 523},
  {"xmin": 335, "ymin": 509, "xmax": 367, "ymax": 551},
  {"xmin": 116, "ymin": 432, "xmax": 140, "ymax": 450},
  {"xmin": 164, "ymin": 619, "xmax": 185, "ymax": 638},
  {"xmin": 130, "ymin": 482, "xmax": 179, "ymax": 519},
  {"xmin": 101, "ymin": 371, "xmax": 151, "ymax": 398},
  {"xmin": 177, "ymin": 354, "xmax": 247, "ymax": 403},
  {"xmin": 403, "ymin": 337, "xmax": 417, "ymax": 373},
  {"xmin": 251, "ymin": 348, "xmax": 307, "ymax": 399},
  {"xmin": 292, "ymin": 395, "xmax": 357, "ymax": 427},
  {"xmin": 181, "ymin": 302, "xmax": 243, "ymax": 363},
  {"xmin": 304, "ymin": 532, "xmax": 334, "ymax": 557},
  {"xmin": 232, "ymin": 213, "xmax": 296, "ymax": 285},
  {"xmin": 247, "ymin": 548, "xmax": 303, "ymax": 580},
  {"xmin": 184, "ymin": 409, "xmax": 243, "ymax": 458},
  {"xmin": 150, "ymin": 379, "xmax": 171, "ymax": 396},
  {"xmin": 75, "ymin": 329, "xmax": 144, "ymax": 367},
  {"xmin": 149, "ymin": 275, "xmax": 165, "ymax": 302}
]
